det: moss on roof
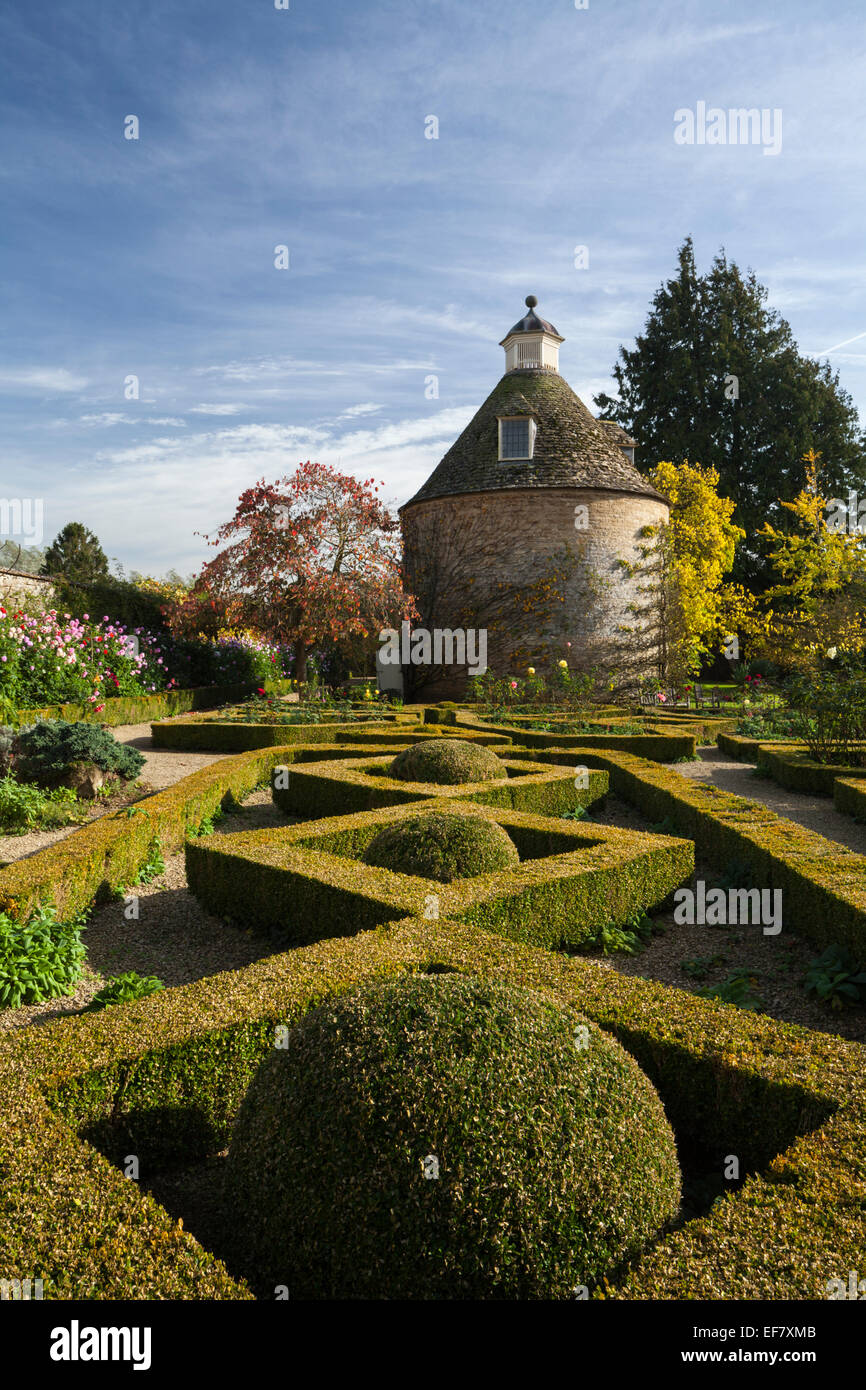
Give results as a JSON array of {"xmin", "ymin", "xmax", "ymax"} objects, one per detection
[{"xmin": 402, "ymin": 370, "xmax": 665, "ymax": 509}]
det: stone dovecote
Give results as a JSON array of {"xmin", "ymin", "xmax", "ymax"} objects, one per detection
[{"xmin": 400, "ymin": 297, "xmax": 669, "ymax": 699}]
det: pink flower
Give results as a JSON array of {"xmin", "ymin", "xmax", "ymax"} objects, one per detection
[{"xmin": 510, "ymin": 681, "xmax": 517, "ymax": 689}]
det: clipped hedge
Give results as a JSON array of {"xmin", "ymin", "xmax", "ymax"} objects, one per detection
[
  {"xmin": 757, "ymin": 744, "xmax": 866, "ymax": 796},
  {"xmin": 150, "ymin": 717, "xmax": 512, "ymax": 754},
  {"xmin": 185, "ymin": 798, "xmax": 692, "ymax": 951},
  {"xmin": 0, "ymin": 916, "xmax": 860, "ymax": 1299},
  {"xmin": 547, "ymin": 747, "xmax": 866, "ymax": 965},
  {"xmin": 833, "ymin": 776, "xmax": 866, "ymax": 823},
  {"xmin": 224, "ymin": 972, "xmax": 681, "ymax": 1298},
  {"xmin": 443, "ymin": 710, "xmax": 698, "ymax": 762},
  {"xmin": 0, "ymin": 741, "xmax": 363, "ymax": 925},
  {"xmin": 19, "ymin": 678, "xmax": 296, "ymax": 729},
  {"xmin": 270, "ymin": 755, "xmax": 609, "ymax": 820},
  {"xmin": 716, "ymin": 731, "xmax": 763, "ymax": 761}
]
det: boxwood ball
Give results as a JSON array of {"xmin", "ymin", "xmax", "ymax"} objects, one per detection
[
  {"xmin": 362, "ymin": 809, "xmax": 519, "ymax": 881},
  {"xmin": 224, "ymin": 973, "xmax": 682, "ymax": 1298},
  {"xmin": 388, "ymin": 737, "xmax": 504, "ymax": 785}
]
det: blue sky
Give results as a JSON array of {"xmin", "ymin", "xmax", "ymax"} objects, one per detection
[{"xmin": 2, "ymin": 0, "xmax": 865, "ymax": 576}]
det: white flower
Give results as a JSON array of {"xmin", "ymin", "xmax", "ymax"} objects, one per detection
[{"xmin": 827, "ymin": 647, "xmax": 837, "ymax": 659}]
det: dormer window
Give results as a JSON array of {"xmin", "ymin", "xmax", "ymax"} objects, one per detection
[{"xmin": 498, "ymin": 415, "xmax": 536, "ymax": 461}]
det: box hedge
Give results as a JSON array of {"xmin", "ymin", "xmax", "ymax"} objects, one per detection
[
  {"xmin": 18, "ymin": 678, "xmax": 296, "ymax": 728},
  {"xmin": 270, "ymin": 755, "xmax": 609, "ymax": 820},
  {"xmin": 150, "ymin": 718, "xmax": 511, "ymax": 753},
  {"xmin": 185, "ymin": 798, "xmax": 693, "ymax": 952},
  {"xmin": 756, "ymin": 744, "xmax": 866, "ymax": 796},
  {"xmin": 0, "ymin": 916, "xmax": 861, "ymax": 1299}
]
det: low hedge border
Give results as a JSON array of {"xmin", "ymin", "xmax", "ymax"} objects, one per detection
[
  {"xmin": 833, "ymin": 776, "xmax": 866, "ymax": 823},
  {"xmin": 0, "ymin": 916, "xmax": 860, "ymax": 1299},
  {"xmin": 270, "ymin": 755, "xmax": 609, "ymax": 820},
  {"xmin": 716, "ymin": 731, "xmax": 763, "ymax": 760},
  {"xmin": 184, "ymin": 798, "xmax": 693, "ymax": 952},
  {"xmin": 525, "ymin": 746, "xmax": 866, "ymax": 964},
  {"xmin": 0, "ymin": 741, "xmax": 399, "ymax": 925},
  {"xmin": 756, "ymin": 744, "xmax": 866, "ymax": 796},
  {"xmin": 17, "ymin": 678, "xmax": 296, "ymax": 728},
  {"xmin": 446, "ymin": 712, "xmax": 699, "ymax": 762},
  {"xmin": 149, "ymin": 718, "xmax": 512, "ymax": 753}
]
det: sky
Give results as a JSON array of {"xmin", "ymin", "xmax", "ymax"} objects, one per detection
[{"xmin": 1, "ymin": 0, "xmax": 865, "ymax": 577}]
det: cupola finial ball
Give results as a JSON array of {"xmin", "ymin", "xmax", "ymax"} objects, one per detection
[{"xmin": 525, "ymin": 295, "xmax": 538, "ymax": 309}]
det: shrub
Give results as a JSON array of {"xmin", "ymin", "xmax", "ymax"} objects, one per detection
[
  {"xmin": 362, "ymin": 810, "xmax": 519, "ymax": 882},
  {"xmin": 785, "ymin": 671, "xmax": 866, "ymax": 765},
  {"xmin": 16, "ymin": 720, "xmax": 145, "ymax": 786},
  {"xmin": 223, "ymin": 973, "xmax": 681, "ymax": 1298},
  {"xmin": 0, "ymin": 777, "xmax": 85, "ymax": 834},
  {"xmin": 85, "ymin": 971, "xmax": 164, "ymax": 1012},
  {"xmin": 0, "ymin": 904, "xmax": 86, "ymax": 1008},
  {"xmin": 803, "ymin": 947, "xmax": 866, "ymax": 1011},
  {"xmin": 388, "ymin": 738, "xmax": 504, "ymax": 785}
]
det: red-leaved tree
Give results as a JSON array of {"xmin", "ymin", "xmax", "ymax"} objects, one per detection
[{"xmin": 191, "ymin": 462, "xmax": 413, "ymax": 681}]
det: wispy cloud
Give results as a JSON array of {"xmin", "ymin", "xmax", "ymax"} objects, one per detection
[{"xmin": 0, "ymin": 367, "xmax": 88, "ymax": 393}]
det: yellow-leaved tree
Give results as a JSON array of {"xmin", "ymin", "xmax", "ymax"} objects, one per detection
[
  {"xmin": 617, "ymin": 461, "xmax": 749, "ymax": 685},
  {"xmin": 745, "ymin": 450, "xmax": 866, "ymax": 673}
]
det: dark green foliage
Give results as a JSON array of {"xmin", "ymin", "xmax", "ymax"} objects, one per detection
[
  {"xmin": 681, "ymin": 953, "xmax": 727, "ymax": 981},
  {"xmin": 16, "ymin": 720, "xmax": 145, "ymax": 786},
  {"xmin": 363, "ymin": 810, "xmax": 519, "ymax": 882},
  {"xmin": 223, "ymin": 973, "xmax": 681, "ymax": 1298},
  {"xmin": 85, "ymin": 972, "xmax": 165, "ymax": 1012},
  {"xmin": 134, "ymin": 840, "xmax": 165, "ymax": 884},
  {"xmin": 697, "ymin": 970, "xmax": 764, "ymax": 1011},
  {"xmin": 593, "ymin": 236, "xmax": 866, "ymax": 588},
  {"xmin": 0, "ymin": 777, "xmax": 86, "ymax": 833},
  {"xmin": 803, "ymin": 947, "xmax": 866, "ymax": 1011},
  {"xmin": 389, "ymin": 737, "xmax": 505, "ymax": 785},
  {"xmin": 50, "ymin": 574, "xmax": 169, "ymax": 634},
  {"xmin": 40, "ymin": 522, "xmax": 109, "ymax": 583},
  {"xmin": 0, "ymin": 904, "xmax": 86, "ymax": 1009}
]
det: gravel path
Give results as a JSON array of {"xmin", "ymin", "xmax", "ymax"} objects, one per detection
[{"xmin": 674, "ymin": 745, "xmax": 866, "ymax": 855}]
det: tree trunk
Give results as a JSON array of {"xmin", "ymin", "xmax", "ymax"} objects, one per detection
[{"xmin": 294, "ymin": 642, "xmax": 308, "ymax": 682}]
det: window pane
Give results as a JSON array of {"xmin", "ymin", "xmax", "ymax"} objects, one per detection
[{"xmin": 501, "ymin": 419, "xmax": 530, "ymax": 459}]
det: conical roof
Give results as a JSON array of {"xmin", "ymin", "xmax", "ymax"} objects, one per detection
[{"xmin": 402, "ymin": 369, "xmax": 665, "ymax": 509}]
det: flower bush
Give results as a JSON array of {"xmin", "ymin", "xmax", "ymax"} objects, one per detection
[
  {"xmin": 0, "ymin": 605, "xmax": 291, "ymax": 709},
  {"xmin": 0, "ymin": 607, "xmax": 149, "ymax": 708}
]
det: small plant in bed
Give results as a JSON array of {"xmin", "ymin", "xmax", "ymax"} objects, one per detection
[
  {"xmin": 577, "ymin": 910, "xmax": 659, "ymax": 957},
  {"xmin": 14, "ymin": 720, "xmax": 145, "ymax": 795},
  {"xmin": 85, "ymin": 971, "xmax": 164, "ymax": 1012},
  {"xmin": 802, "ymin": 947, "xmax": 866, "ymax": 1011},
  {"xmin": 211, "ymin": 696, "xmax": 378, "ymax": 726},
  {"xmin": 0, "ymin": 776, "xmax": 89, "ymax": 834},
  {"xmin": 696, "ymin": 970, "xmax": 763, "ymax": 1011},
  {"xmin": 0, "ymin": 904, "xmax": 87, "ymax": 1009}
]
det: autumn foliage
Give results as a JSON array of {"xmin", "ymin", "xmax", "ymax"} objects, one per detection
[{"xmin": 175, "ymin": 463, "xmax": 414, "ymax": 680}]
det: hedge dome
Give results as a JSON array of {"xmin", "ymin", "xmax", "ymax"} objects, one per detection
[
  {"xmin": 362, "ymin": 810, "xmax": 518, "ymax": 882},
  {"xmin": 389, "ymin": 738, "xmax": 504, "ymax": 785},
  {"xmin": 224, "ymin": 973, "xmax": 682, "ymax": 1299}
]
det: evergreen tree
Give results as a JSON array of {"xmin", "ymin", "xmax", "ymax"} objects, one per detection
[
  {"xmin": 40, "ymin": 522, "xmax": 110, "ymax": 582},
  {"xmin": 595, "ymin": 238, "xmax": 866, "ymax": 587}
]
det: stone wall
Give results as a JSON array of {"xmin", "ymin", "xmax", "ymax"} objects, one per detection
[
  {"xmin": 0, "ymin": 571, "xmax": 55, "ymax": 609},
  {"xmin": 401, "ymin": 487, "xmax": 669, "ymax": 700}
]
